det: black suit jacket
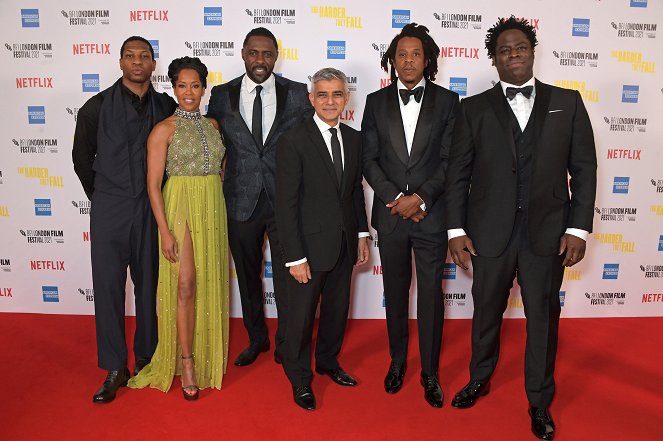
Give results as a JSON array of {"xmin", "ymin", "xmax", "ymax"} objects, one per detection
[
  {"xmin": 445, "ymin": 80, "xmax": 597, "ymax": 257},
  {"xmin": 362, "ymin": 80, "xmax": 458, "ymax": 234},
  {"xmin": 275, "ymin": 119, "xmax": 368, "ymax": 272},
  {"xmin": 207, "ymin": 74, "xmax": 313, "ymax": 221}
]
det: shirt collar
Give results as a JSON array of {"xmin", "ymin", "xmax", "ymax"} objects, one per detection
[
  {"xmin": 243, "ymin": 73, "xmax": 276, "ymax": 94},
  {"xmin": 500, "ymin": 77, "xmax": 536, "ymax": 98},
  {"xmin": 397, "ymin": 77, "xmax": 426, "ymax": 91},
  {"xmin": 313, "ymin": 112, "xmax": 340, "ymax": 133}
]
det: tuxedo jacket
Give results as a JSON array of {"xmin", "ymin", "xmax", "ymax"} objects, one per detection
[
  {"xmin": 275, "ymin": 119, "xmax": 368, "ymax": 272},
  {"xmin": 207, "ymin": 74, "xmax": 313, "ymax": 221},
  {"xmin": 445, "ymin": 80, "xmax": 597, "ymax": 257},
  {"xmin": 362, "ymin": 80, "xmax": 458, "ymax": 234}
]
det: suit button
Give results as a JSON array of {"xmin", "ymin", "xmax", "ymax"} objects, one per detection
[
  {"xmin": 259, "ymin": 154, "xmax": 263, "ymax": 159},
  {"xmin": 519, "ymin": 154, "xmax": 524, "ymax": 159}
]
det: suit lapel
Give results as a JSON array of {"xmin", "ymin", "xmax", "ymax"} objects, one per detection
[
  {"xmin": 532, "ymin": 79, "xmax": 552, "ymax": 147},
  {"xmin": 386, "ymin": 84, "xmax": 409, "ymax": 166},
  {"xmin": 307, "ymin": 119, "xmax": 339, "ymax": 191},
  {"xmin": 339, "ymin": 124, "xmax": 356, "ymax": 196},
  {"xmin": 408, "ymin": 80, "xmax": 436, "ymax": 167},
  {"xmin": 487, "ymin": 82, "xmax": 517, "ymax": 160},
  {"xmin": 265, "ymin": 76, "xmax": 289, "ymax": 148}
]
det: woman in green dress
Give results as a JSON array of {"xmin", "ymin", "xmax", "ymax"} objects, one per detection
[{"xmin": 128, "ymin": 57, "xmax": 228, "ymax": 400}]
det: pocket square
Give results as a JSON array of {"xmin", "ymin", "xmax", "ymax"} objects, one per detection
[{"xmin": 548, "ymin": 109, "xmax": 564, "ymax": 113}]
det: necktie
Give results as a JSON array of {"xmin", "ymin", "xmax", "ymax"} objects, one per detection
[
  {"xmin": 252, "ymin": 85, "xmax": 263, "ymax": 149},
  {"xmin": 399, "ymin": 86, "xmax": 424, "ymax": 105},
  {"xmin": 505, "ymin": 85, "xmax": 533, "ymax": 100},
  {"xmin": 329, "ymin": 127, "xmax": 343, "ymax": 188}
]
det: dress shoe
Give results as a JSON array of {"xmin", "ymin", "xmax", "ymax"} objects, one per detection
[
  {"xmin": 315, "ymin": 366, "xmax": 358, "ymax": 386},
  {"xmin": 92, "ymin": 368, "xmax": 130, "ymax": 404},
  {"xmin": 420, "ymin": 373, "xmax": 443, "ymax": 408},
  {"xmin": 134, "ymin": 357, "xmax": 151, "ymax": 376},
  {"xmin": 384, "ymin": 361, "xmax": 406, "ymax": 394},
  {"xmin": 529, "ymin": 407, "xmax": 555, "ymax": 440},
  {"xmin": 234, "ymin": 340, "xmax": 269, "ymax": 366},
  {"xmin": 274, "ymin": 351, "xmax": 283, "ymax": 365},
  {"xmin": 292, "ymin": 385, "xmax": 316, "ymax": 411},
  {"xmin": 451, "ymin": 380, "xmax": 490, "ymax": 409}
]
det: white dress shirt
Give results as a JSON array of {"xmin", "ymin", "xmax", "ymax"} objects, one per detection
[
  {"xmin": 285, "ymin": 114, "xmax": 369, "ymax": 267},
  {"xmin": 240, "ymin": 74, "xmax": 276, "ymax": 143},
  {"xmin": 448, "ymin": 77, "xmax": 588, "ymax": 242}
]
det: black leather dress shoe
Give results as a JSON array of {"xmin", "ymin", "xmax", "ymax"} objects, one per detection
[
  {"xmin": 529, "ymin": 407, "xmax": 555, "ymax": 440},
  {"xmin": 315, "ymin": 366, "xmax": 358, "ymax": 386},
  {"xmin": 384, "ymin": 361, "xmax": 406, "ymax": 394},
  {"xmin": 293, "ymin": 385, "xmax": 316, "ymax": 410},
  {"xmin": 274, "ymin": 351, "xmax": 282, "ymax": 365},
  {"xmin": 420, "ymin": 373, "xmax": 443, "ymax": 408},
  {"xmin": 134, "ymin": 357, "xmax": 151, "ymax": 376},
  {"xmin": 234, "ymin": 340, "xmax": 269, "ymax": 366},
  {"xmin": 92, "ymin": 368, "xmax": 130, "ymax": 404},
  {"xmin": 451, "ymin": 380, "xmax": 490, "ymax": 409}
]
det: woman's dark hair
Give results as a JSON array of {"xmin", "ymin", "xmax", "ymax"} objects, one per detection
[
  {"xmin": 485, "ymin": 16, "xmax": 538, "ymax": 58},
  {"xmin": 120, "ymin": 36, "xmax": 154, "ymax": 59},
  {"xmin": 168, "ymin": 57, "xmax": 209, "ymax": 88},
  {"xmin": 381, "ymin": 23, "xmax": 439, "ymax": 82}
]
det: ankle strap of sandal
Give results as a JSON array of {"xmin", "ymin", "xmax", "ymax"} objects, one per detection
[{"xmin": 181, "ymin": 354, "xmax": 194, "ymax": 360}]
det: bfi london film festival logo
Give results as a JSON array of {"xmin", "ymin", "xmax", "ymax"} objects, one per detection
[
  {"xmin": 0, "ymin": 258, "xmax": 11, "ymax": 273},
  {"xmin": 445, "ymin": 292, "xmax": 467, "ymax": 307},
  {"xmin": 584, "ymin": 291, "xmax": 626, "ymax": 306},
  {"xmin": 12, "ymin": 138, "xmax": 59, "ymax": 154},
  {"xmin": 27, "ymin": 106, "xmax": 46, "ymax": 124},
  {"xmin": 604, "ymin": 115, "xmax": 647, "ymax": 132},
  {"xmin": 60, "ymin": 9, "xmax": 110, "ymax": 26},
  {"xmin": 66, "ymin": 107, "xmax": 80, "ymax": 122},
  {"xmin": 185, "ymin": 40, "xmax": 234, "ymax": 57},
  {"xmin": 594, "ymin": 233, "xmax": 635, "ymax": 254},
  {"xmin": 552, "ymin": 50, "xmax": 598, "ymax": 68},
  {"xmin": 611, "ymin": 50, "xmax": 656, "ymax": 73},
  {"xmin": 5, "ymin": 42, "xmax": 53, "ymax": 59},
  {"xmin": 245, "ymin": 8, "xmax": 296, "ymax": 25},
  {"xmin": 78, "ymin": 288, "xmax": 94, "ymax": 302},
  {"xmin": 204, "ymin": 7, "xmax": 222, "ymax": 26},
  {"xmin": 16, "ymin": 77, "xmax": 53, "ymax": 89},
  {"xmin": 327, "ymin": 40, "xmax": 346, "ymax": 59},
  {"xmin": 651, "ymin": 178, "xmax": 663, "ymax": 193},
  {"xmin": 34, "ymin": 199, "xmax": 52, "ymax": 216},
  {"xmin": 311, "ymin": 6, "xmax": 362, "ymax": 28},
  {"xmin": 392, "ymin": 10, "xmax": 410, "ymax": 29},
  {"xmin": 621, "ymin": 85, "xmax": 639, "ymax": 103},
  {"xmin": 640, "ymin": 264, "xmax": 663, "ymax": 278},
  {"xmin": 611, "ymin": 21, "xmax": 656, "ymax": 39},
  {"xmin": 71, "ymin": 200, "xmax": 91, "ymax": 214},
  {"xmin": 432, "ymin": 11, "xmax": 482, "ymax": 30},
  {"xmin": 42, "ymin": 286, "xmax": 59, "ymax": 303},
  {"xmin": 572, "ymin": 18, "xmax": 590, "ymax": 37},
  {"xmin": 20, "ymin": 229, "xmax": 65, "ymax": 244},
  {"xmin": 21, "ymin": 9, "xmax": 39, "ymax": 28},
  {"xmin": 595, "ymin": 206, "xmax": 637, "ymax": 223},
  {"xmin": 82, "ymin": 74, "xmax": 100, "ymax": 93},
  {"xmin": 449, "ymin": 77, "xmax": 467, "ymax": 96},
  {"xmin": 152, "ymin": 73, "xmax": 171, "ymax": 92},
  {"xmin": 263, "ymin": 291, "xmax": 275, "ymax": 305},
  {"xmin": 553, "ymin": 80, "xmax": 598, "ymax": 102}
]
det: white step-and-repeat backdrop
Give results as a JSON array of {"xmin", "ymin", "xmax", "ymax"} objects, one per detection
[{"xmin": 1, "ymin": 0, "xmax": 661, "ymax": 319}]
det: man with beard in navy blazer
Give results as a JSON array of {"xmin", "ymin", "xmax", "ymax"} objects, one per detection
[
  {"xmin": 362, "ymin": 23, "xmax": 458, "ymax": 408},
  {"xmin": 445, "ymin": 17, "xmax": 597, "ymax": 440},
  {"xmin": 207, "ymin": 28, "xmax": 313, "ymax": 367}
]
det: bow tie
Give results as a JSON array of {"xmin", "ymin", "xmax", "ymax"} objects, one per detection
[
  {"xmin": 505, "ymin": 85, "xmax": 534, "ymax": 100},
  {"xmin": 399, "ymin": 86, "xmax": 424, "ymax": 105}
]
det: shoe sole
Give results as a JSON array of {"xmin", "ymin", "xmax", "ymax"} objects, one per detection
[{"xmin": 451, "ymin": 387, "xmax": 489, "ymax": 409}]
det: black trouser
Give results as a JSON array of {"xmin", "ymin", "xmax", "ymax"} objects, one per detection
[
  {"xmin": 90, "ymin": 191, "xmax": 158, "ymax": 370},
  {"xmin": 227, "ymin": 191, "xmax": 288, "ymax": 354},
  {"xmin": 469, "ymin": 212, "xmax": 564, "ymax": 408},
  {"xmin": 378, "ymin": 220, "xmax": 447, "ymax": 375},
  {"xmin": 283, "ymin": 236, "xmax": 352, "ymax": 387}
]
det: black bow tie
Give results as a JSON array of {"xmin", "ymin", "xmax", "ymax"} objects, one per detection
[
  {"xmin": 505, "ymin": 85, "xmax": 534, "ymax": 100},
  {"xmin": 399, "ymin": 86, "xmax": 424, "ymax": 105}
]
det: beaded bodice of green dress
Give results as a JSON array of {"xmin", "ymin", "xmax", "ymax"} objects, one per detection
[{"xmin": 166, "ymin": 108, "xmax": 225, "ymax": 176}]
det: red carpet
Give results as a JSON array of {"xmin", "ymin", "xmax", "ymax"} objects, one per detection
[{"xmin": 1, "ymin": 314, "xmax": 661, "ymax": 441}]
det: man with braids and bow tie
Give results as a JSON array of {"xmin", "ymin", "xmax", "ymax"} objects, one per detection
[
  {"xmin": 444, "ymin": 17, "xmax": 596, "ymax": 440},
  {"xmin": 361, "ymin": 23, "xmax": 458, "ymax": 408}
]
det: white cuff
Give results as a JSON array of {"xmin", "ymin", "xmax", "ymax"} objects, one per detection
[
  {"xmin": 285, "ymin": 257, "xmax": 307, "ymax": 267},
  {"xmin": 358, "ymin": 232, "xmax": 370, "ymax": 238},
  {"xmin": 447, "ymin": 228, "xmax": 467, "ymax": 240},
  {"xmin": 565, "ymin": 228, "xmax": 589, "ymax": 241}
]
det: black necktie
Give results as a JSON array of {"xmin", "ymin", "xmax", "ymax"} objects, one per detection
[
  {"xmin": 505, "ymin": 85, "xmax": 533, "ymax": 100},
  {"xmin": 252, "ymin": 85, "xmax": 263, "ymax": 149},
  {"xmin": 399, "ymin": 86, "xmax": 424, "ymax": 105},
  {"xmin": 329, "ymin": 127, "xmax": 343, "ymax": 188}
]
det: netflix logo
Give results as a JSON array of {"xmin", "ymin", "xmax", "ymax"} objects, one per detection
[
  {"xmin": 16, "ymin": 77, "xmax": 53, "ymax": 88},
  {"xmin": 129, "ymin": 10, "xmax": 168, "ymax": 21},
  {"xmin": 607, "ymin": 148, "xmax": 641, "ymax": 160},
  {"xmin": 73, "ymin": 43, "xmax": 110, "ymax": 55},
  {"xmin": 30, "ymin": 260, "xmax": 65, "ymax": 271}
]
